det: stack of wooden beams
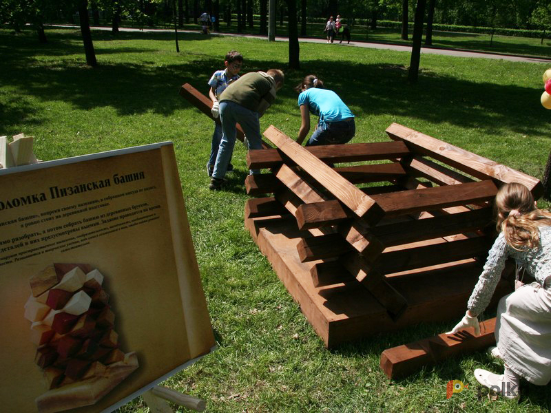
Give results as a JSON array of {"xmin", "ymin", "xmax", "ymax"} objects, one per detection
[{"xmin": 244, "ymin": 123, "xmax": 542, "ymax": 348}]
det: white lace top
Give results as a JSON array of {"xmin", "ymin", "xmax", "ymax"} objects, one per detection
[{"xmin": 467, "ymin": 225, "xmax": 551, "ymax": 316}]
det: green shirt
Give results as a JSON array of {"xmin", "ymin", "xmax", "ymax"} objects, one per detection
[{"xmin": 219, "ymin": 72, "xmax": 277, "ymax": 115}]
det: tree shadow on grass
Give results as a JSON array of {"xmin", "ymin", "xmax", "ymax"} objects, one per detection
[{"xmin": 1, "ymin": 29, "xmax": 549, "ymax": 142}]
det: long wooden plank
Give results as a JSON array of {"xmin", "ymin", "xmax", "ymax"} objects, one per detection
[
  {"xmin": 247, "ymin": 141, "xmax": 411, "ymax": 169},
  {"xmin": 296, "ymin": 200, "xmax": 349, "ymax": 230},
  {"xmin": 180, "ymin": 83, "xmax": 271, "ymax": 148},
  {"xmin": 370, "ymin": 180, "xmax": 497, "ymax": 217},
  {"xmin": 245, "ymin": 174, "xmax": 282, "ymax": 196},
  {"xmin": 386, "ymin": 123, "xmax": 544, "ymax": 198},
  {"xmin": 370, "ymin": 207, "xmax": 493, "ymax": 247},
  {"xmin": 404, "ymin": 155, "xmax": 474, "ymax": 186},
  {"xmin": 372, "ymin": 236, "xmax": 492, "ymax": 274},
  {"xmin": 339, "ymin": 252, "xmax": 409, "ymax": 319},
  {"xmin": 245, "ymin": 197, "xmax": 288, "ymax": 218},
  {"xmin": 263, "ymin": 126, "xmax": 385, "ymax": 222},
  {"xmin": 380, "ymin": 318, "xmax": 496, "ymax": 379},
  {"xmin": 334, "ymin": 163, "xmax": 407, "ymax": 184},
  {"xmin": 297, "ymin": 234, "xmax": 353, "ymax": 262}
]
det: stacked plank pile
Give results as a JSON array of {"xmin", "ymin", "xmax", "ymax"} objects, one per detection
[
  {"xmin": 24, "ymin": 263, "xmax": 138, "ymax": 413},
  {"xmin": 244, "ymin": 124, "xmax": 542, "ymax": 348}
]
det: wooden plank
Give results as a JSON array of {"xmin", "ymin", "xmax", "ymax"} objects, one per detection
[
  {"xmin": 337, "ymin": 220, "xmax": 385, "ymax": 264},
  {"xmin": 310, "ymin": 261, "xmax": 353, "ymax": 287},
  {"xmin": 247, "ymin": 140, "xmax": 411, "ymax": 169},
  {"xmin": 0, "ymin": 136, "xmax": 14, "ymax": 168},
  {"xmin": 370, "ymin": 180, "xmax": 498, "ymax": 217},
  {"xmin": 380, "ymin": 318, "xmax": 496, "ymax": 379},
  {"xmin": 370, "ymin": 207, "xmax": 493, "ymax": 247},
  {"xmin": 297, "ymin": 234, "xmax": 353, "ymax": 262},
  {"xmin": 339, "ymin": 252, "xmax": 409, "ymax": 319},
  {"xmin": 334, "ymin": 162, "xmax": 407, "ymax": 184},
  {"xmin": 275, "ymin": 163, "xmax": 326, "ymax": 203},
  {"xmin": 245, "ymin": 174, "xmax": 282, "ymax": 196},
  {"xmin": 373, "ymin": 236, "xmax": 493, "ymax": 274},
  {"xmin": 180, "ymin": 83, "xmax": 271, "ymax": 148},
  {"xmin": 263, "ymin": 126, "xmax": 385, "ymax": 222},
  {"xmin": 296, "ymin": 200, "xmax": 349, "ymax": 230},
  {"xmin": 245, "ymin": 197, "xmax": 288, "ymax": 218},
  {"xmin": 404, "ymin": 155, "xmax": 474, "ymax": 186},
  {"xmin": 386, "ymin": 123, "xmax": 544, "ymax": 198}
]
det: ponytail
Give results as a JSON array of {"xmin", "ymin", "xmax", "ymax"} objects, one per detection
[
  {"xmin": 495, "ymin": 183, "xmax": 551, "ymax": 250},
  {"xmin": 295, "ymin": 74, "xmax": 324, "ymax": 93}
]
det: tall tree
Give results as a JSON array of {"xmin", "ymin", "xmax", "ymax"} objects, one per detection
[
  {"xmin": 408, "ymin": 0, "xmax": 426, "ymax": 83},
  {"xmin": 287, "ymin": 0, "xmax": 299, "ymax": 69},
  {"xmin": 78, "ymin": 0, "xmax": 98, "ymax": 67},
  {"xmin": 401, "ymin": 0, "xmax": 408, "ymax": 40},
  {"xmin": 300, "ymin": 0, "xmax": 306, "ymax": 36},
  {"xmin": 178, "ymin": 0, "xmax": 183, "ymax": 26},
  {"xmin": 425, "ymin": 0, "xmax": 436, "ymax": 45},
  {"xmin": 260, "ymin": 0, "xmax": 268, "ymax": 34}
]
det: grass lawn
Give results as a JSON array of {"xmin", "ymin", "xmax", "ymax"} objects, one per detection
[{"xmin": 1, "ymin": 28, "xmax": 550, "ymax": 412}]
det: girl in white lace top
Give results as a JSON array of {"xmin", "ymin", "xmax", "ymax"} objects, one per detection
[{"xmin": 448, "ymin": 182, "xmax": 551, "ymax": 399}]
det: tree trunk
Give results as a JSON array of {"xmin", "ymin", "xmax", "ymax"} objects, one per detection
[
  {"xmin": 178, "ymin": 0, "xmax": 184, "ymax": 26},
  {"xmin": 260, "ymin": 0, "xmax": 268, "ymax": 34},
  {"xmin": 401, "ymin": 0, "xmax": 408, "ymax": 40},
  {"xmin": 112, "ymin": 0, "xmax": 121, "ymax": 34},
  {"xmin": 226, "ymin": 5, "xmax": 232, "ymax": 27},
  {"xmin": 36, "ymin": 21, "xmax": 48, "ymax": 44},
  {"xmin": 214, "ymin": 0, "xmax": 220, "ymax": 31},
  {"xmin": 280, "ymin": 4, "xmax": 284, "ymax": 26},
  {"xmin": 300, "ymin": 0, "xmax": 306, "ymax": 36},
  {"xmin": 543, "ymin": 150, "xmax": 551, "ymax": 201},
  {"xmin": 237, "ymin": 0, "xmax": 243, "ymax": 32},
  {"xmin": 425, "ymin": 0, "xmax": 435, "ymax": 45},
  {"xmin": 248, "ymin": 0, "xmax": 254, "ymax": 28},
  {"xmin": 194, "ymin": 0, "xmax": 198, "ymax": 23},
  {"xmin": 79, "ymin": 0, "xmax": 97, "ymax": 67},
  {"xmin": 185, "ymin": 0, "xmax": 189, "ymax": 23},
  {"xmin": 91, "ymin": 0, "xmax": 100, "ymax": 25},
  {"xmin": 173, "ymin": 0, "xmax": 180, "ymax": 52},
  {"xmin": 287, "ymin": 0, "xmax": 299, "ymax": 69},
  {"xmin": 242, "ymin": 0, "xmax": 247, "ymax": 29},
  {"xmin": 371, "ymin": 10, "xmax": 377, "ymax": 30},
  {"xmin": 408, "ymin": 0, "xmax": 426, "ymax": 83}
]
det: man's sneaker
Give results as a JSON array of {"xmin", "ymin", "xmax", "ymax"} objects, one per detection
[
  {"xmin": 206, "ymin": 163, "xmax": 214, "ymax": 177},
  {"xmin": 226, "ymin": 163, "xmax": 234, "ymax": 173},
  {"xmin": 209, "ymin": 177, "xmax": 225, "ymax": 190}
]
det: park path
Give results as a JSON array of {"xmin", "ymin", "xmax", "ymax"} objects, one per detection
[{"xmin": 55, "ymin": 24, "xmax": 551, "ymax": 64}]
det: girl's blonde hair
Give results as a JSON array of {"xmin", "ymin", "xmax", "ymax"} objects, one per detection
[{"xmin": 495, "ymin": 182, "xmax": 551, "ymax": 250}]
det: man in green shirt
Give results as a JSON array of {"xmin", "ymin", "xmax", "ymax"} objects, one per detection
[{"xmin": 209, "ymin": 69, "xmax": 285, "ymax": 190}]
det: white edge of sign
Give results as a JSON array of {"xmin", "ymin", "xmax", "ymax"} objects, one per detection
[
  {"xmin": 0, "ymin": 142, "xmax": 174, "ymax": 176},
  {"xmin": 103, "ymin": 345, "xmax": 218, "ymax": 412}
]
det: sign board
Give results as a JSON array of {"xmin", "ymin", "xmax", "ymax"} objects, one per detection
[{"xmin": 0, "ymin": 143, "xmax": 215, "ymax": 412}]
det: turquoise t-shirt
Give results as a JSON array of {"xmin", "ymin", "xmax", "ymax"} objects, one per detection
[{"xmin": 297, "ymin": 88, "xmax": 354, "ymax": 124}]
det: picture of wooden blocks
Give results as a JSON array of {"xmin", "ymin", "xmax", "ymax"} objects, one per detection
[
  {"xmin": 244, "ymin": 123, "xmax": 543, "ymax": 348},
  {"xmin": 25, "ymin": 264, "xmax": 139, "ymax": 413}
]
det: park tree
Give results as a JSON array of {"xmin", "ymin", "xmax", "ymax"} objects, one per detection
[
  {"xmin": 408, "ymin": 0, "xmax": 426, "ymax": 83},
  {"xmin": 424, "ymin": 0, "xmax": 436, "ymax": 45},
  {"xmin": 531, "ymin": 1, "xmax": 551, "ymax": 44},
  {"xmin": 287, "ymin": 0, "xmax": 300, "ymax": 69},
  {"xmin": 401, "ymin": 0, "xmax": 408, "ymax": 40}
]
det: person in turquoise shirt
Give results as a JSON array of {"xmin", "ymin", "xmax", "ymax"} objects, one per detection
[{"xmin": 295, "ymin": 74, "xmax": 355, "ymax": 146}]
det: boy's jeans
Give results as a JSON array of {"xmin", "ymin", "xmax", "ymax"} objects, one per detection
[
  {"xmin": 213, "ymin": 101, "xmax": 263, "ymax": 179},
  {"xmin": 208, "ymin": 122, "xmax": 223, "ymax": 168}
]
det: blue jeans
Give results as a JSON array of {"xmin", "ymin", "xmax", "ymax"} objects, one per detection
[
  {"xmin": 213, "ymin": 101, "xmax": 263, "ymax": 179},
  {"xmin": 306, "ymin": 118, "xmax": 356, "ymax": 147},
  {"xmin": 208, "ymin": 122, "xmax": 223, "ymax": 168}
]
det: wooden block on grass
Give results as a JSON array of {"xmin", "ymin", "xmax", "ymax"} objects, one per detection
[
  {"xmin": 380, "ymin": 318, "xmax": 496, "ymax": 379},
  {"xmin": 0, "ymin": 136, "xmax": 14, "ymax": 168},
  {"xmin": 9, "ymin": 134, "xmax": 34, "ymax": 166}
]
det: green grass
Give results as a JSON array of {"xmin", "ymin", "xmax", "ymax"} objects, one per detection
[{"xmin": 1, "ymin": 28, "xmax": 550, "ymax": 412}]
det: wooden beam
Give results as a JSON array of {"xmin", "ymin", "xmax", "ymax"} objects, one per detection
[
  {"xmin": 245, "ymin": 174, "xmax": 282, "ymax": 196},
  {"xmin": 339, "ymin": 252, "xmax": 409, "ymax": 319},
  {"xmin": 297, "ymin": 234, "xmax": 353, "ymax": 262},
  {"xmin": 296, "ymin": 200, "xmax": 349, "ymax": 230},
  {"xmin": 334, "ymin": 162, "xmax": 407, "ymax": 184},
  {"xmin": 370, "ymin": 180, "xmax": 498, "ymax": 217},
  {"xmin": 247, "ymin": 141, "xmax": 411, "ymax": 169},
  {"xmin": 263, "ymin": 126, "xmax": 385, "ymax": 221},
  {"xmin": 244, "ymin": 197, "xmax": 288, "ymax": 218},
  {"xmin": 180, "ymin": 83, "xmax": 271, "ymax": 148},
  {"xmin": 404, "ymin": 155, "xmax": 474, "ymax": 186},
  {"xmin": 370, "ymin": 207, "xmax": 493, "ymax": 247},
  {"xmin": 310, "ymin": 261, "xmax": 352, "ymax": 287},
  {"xmin": 386, "ymin": 123, "xmax": 544, "ymax": 198},
  {"xmin": 373, "ymin": 236, "xmax": 493, "ymax": 274},
  {"xmin": 380, "ymin": 318, "xmax": 496, "ymax": 379}
]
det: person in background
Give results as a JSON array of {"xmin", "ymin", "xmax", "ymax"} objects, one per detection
[
  {"xmin": 339, "ymin": 20, "xmax": 351, "ymax": 44},
  {"xmin": 447, "ymin": 183, "xmax": 551, "ymax": 399},
  {"xmin": 207, "ymin": 50, "xmax": 243, "ymax": 177},
  {"xmin": 295, "ymin": 74, "xmax": 355, "ymax": 146},
  {"xmin": 324, "ymin": 16, "xmax": 336, "ymax": 44},
  {"xmin": 209, "ymin": 69, "xmax": 285, "ymax": 190}
]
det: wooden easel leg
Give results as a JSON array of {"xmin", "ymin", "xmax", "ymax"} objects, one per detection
[{"xmin": 143, "ymin": 386, "xmax": 206, "ymax": 412}]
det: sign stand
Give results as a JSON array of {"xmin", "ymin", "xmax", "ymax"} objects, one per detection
[{"xmin": 142, "ymin": 386, "xmax": 206, "ymax": 412}]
